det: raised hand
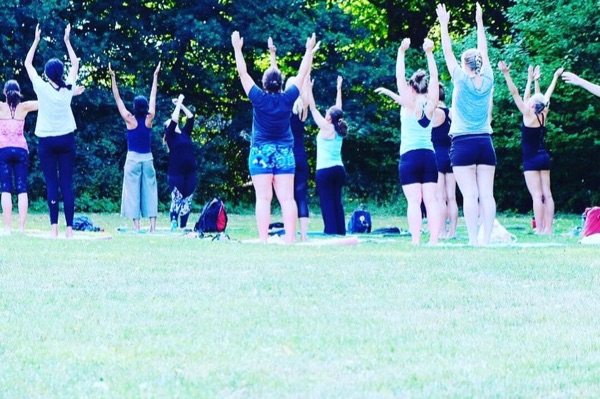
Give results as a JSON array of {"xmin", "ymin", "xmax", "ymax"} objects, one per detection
[
  {"xmin": 561, "ymin": 71, "xmax": 582, "ymax": 86},
  {"xmin": 108, "ymin": 63, "xmax": 115, "ymax": 77},
  {"xmin": 64, "ymin": 23, "xmax": 71, "ymax": 43},
  {"xmin": 34, "ymin": 24, "xmax": 41, "ymax": 42},
  {"xmin": 527, "ymin": 65, "xmax": 534, "ymax": 80},
  {"xmin": 231, "ymin": 31, "xmax": 243, "ymax": 50},
  {"xmin": 554, "ymin": 67, "xmax": 565, "ymax": 78},
  {"xmin": 475, "ymin": 2, "xmax": 483, "ymax": 25},
  {"xmin": 533, "ymin": 65, "xmax": 541, "ymax": 81},
  {"xmin": 177, "ymin": 94, "xmax": 185, "ymax": 104},
  {"xmin": 305, "ymin": 33, "xmax": 317, "ymax": 52},
  {"xmin": 337, "ymin": 76, "xmax": 343, "ymax": 90},
  {"xmin": 497, "ymin": 60, "xmax": 510, "ymax": 73},
  {"xmin": 399, "ymin": 38, "xmax": 410, "ymax": 53},
  {"xmin": 436, "ymin": 4, "xmax": 450, "ymax": 25},
  {"xmin": 423, "ymin": 38, "xmax": 434, "ymax": 53},
  {"xmin": 154, "ymin": 61, "xmax": 161, "ymax": 76},
  {"xmin": 268, "ymin": 37, "xmax": 276, "ymax": 54}
]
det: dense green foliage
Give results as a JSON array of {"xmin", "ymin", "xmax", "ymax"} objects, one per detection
[{"xmin": 0, "ymin": 0, "xmax": 597, "ymax": 213}]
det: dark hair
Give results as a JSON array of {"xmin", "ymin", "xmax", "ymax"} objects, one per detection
[
  {"xmin": 530, "ymin": 93, "xmax": 548, "ymax": 115},
  {"xmin": 328, "ymin": 107, "xmax": 348, "ymax": 137},
  {"xmin": 438, "ymin": 83, "xmax": 446, "ymax": 102},
  {"xmin": 262, "ymin": 67, "xmax": 283, "ymax": 93},
  {"xmin": 44, "ymin": 58, "xmax": 72, "ymax": 90},
  {"xmin": 4, "ymin": 80, "xmax": 23, "ymax": 112},
  {"xmin": 408, "ymin": 69, "xmax": 428, "ymax": 94},
  {"xmin": 133, "ymin": 95, "xmax": 149, "ymax": 117}
]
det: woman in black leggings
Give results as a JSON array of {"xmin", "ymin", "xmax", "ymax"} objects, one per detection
[
  {"xmin": 25, "ymin": 24, "xmax": 80, "ymax": 238},
  {"xmin": 163, "ymin": 94, "xmax": 197, "ymax": 230},
  {"xmin": 307, "ymin": 76, "xmax": 348, "ymax": 235}
]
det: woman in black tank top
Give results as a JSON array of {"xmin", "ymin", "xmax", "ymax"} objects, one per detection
[{"xmin": 498, "ymin": 61, "xmax": 563, "ymax": 234}]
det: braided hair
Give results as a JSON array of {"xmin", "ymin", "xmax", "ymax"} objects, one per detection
[{"xmin": 462, "ymin": 49, "xmax": 483, "ymax": 76}]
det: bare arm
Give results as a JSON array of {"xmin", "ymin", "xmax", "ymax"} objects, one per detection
[
  {"xmin": 108, "ymin": 63, "xmax": 134, "ymax": 126},
  {"xmin": 562, "ymin": 72, "xmax": 600, "ymax": 97},
  {"xmin": 544, "ymin": 67, "xmax": 564, "ymax": 100},
  {"xmin": 524, "ymin": 65, "xmax": 533, "ymax": 102},
  {"xmin": 436, "ymin": 4, "xmax": 459, "ymax": 76},
  {"xmin": 231, "ymin": 31, "xmax": 256, "ymax": 95},
  {"xmin": 64, "ymin": 24, "xmax": 79, "ymax": 84},
  {"xmin": 475, "ymin": 3, "xmax": 490, "ymax": 71},
  {"xmin": 268, "ymin": 37, "xmax": 277, "ymax": 69},
  {"xmin": 25, "ymin": 24, "xmax": 41, "ymax": 82},
  {"xmin": 533, "ymin": 65, "xmax": 541, "ymax": 94},
  {"xmin": 171, "ymin": 94, "xmax": 184, "ymax": 122},
  {"xmin": 307, "ymin": 78, "xmax": 328, "ymax": 129},
  {"xmin": 374, "ymin": 87, "xmax": 403, "ymax": 104},
  {"xmin": 335, "ymin": 76, "xmax": 343, "ymax": 109},
  {"xmin": 146, "ymin": 62, "xmax": 160, "ymax": 126},
  {"xmin": 293, "ymin": 33, "xmax": 318, "ymax": 93},
  {"xmin": 396, "ymin": 38, "xmax": 411, "ymax": 97},
  {"xmin": 498, "ymin": 61, "xmax": 528, "ymax": 115},
  {"xmin": 423, "ymin": 38, "xmax": 439, "ymax": 118}
]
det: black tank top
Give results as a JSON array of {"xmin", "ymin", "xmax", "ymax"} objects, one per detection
[
  {"xmin": 431, "ymin": 107, "xmax": 451, "ymax": 147},
  {"xmin": 521, "ymin": 114, "xmax": 546, "ymax": 158}
]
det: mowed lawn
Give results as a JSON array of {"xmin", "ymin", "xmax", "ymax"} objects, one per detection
[{"xmin": 1, "ymin": 212, "xmax": 599, "ymax": 398}]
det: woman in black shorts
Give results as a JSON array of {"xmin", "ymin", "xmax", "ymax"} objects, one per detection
[
  {"xmin": 431, "ymin": 83, "xmax": 458, "ymax": 238},
  {"xmin": 498, "ymin": 61, "xmax": 563, "ymax": 234}
]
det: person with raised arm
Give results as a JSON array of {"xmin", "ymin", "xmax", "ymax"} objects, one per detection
[
  {"xmin": 24, "ymin": 23, "xmax": 80, "ymax": 238},
  {"xmin": 270, "ymin": 37, "xmax": 312, "ymax": 241},
  {"xmin": 499, "ymin": 61, "xmax": 563, "ymax": 234},
  {"xmin": 0, "ymin": 80, "xmax": 39, "ymax": 233},
  {"xmin": 436, "ymin": 3, "xmax": 496, "ymax": 246},
  {"xmin": 562, "ymin": 72, "xmax": 600, "ymax": 97},
  {"xmin": 109, "ymin": 62, "xmax": 161, "ymax": 233},
  {"xmin": 431, "ymin": 83, "xmax": 458, "ymax": 239},
  {"xmin": 375, "ymin": 37, "xmax": 441, "ymax": 245},
  {"xmin": 163, "ymin": 94, "xmax": 197, "ymax": 231},
  {"xmin": 308, "ymin": 75, "xmax": 347, "ymax": 236},
  {"xmin": 231, "ymin": 30, "xmax": 317, "ymax": 244}
]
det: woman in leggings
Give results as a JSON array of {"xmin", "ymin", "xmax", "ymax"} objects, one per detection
[
  {"xmin": 431, "ymin": 83, "xmax": 458, "ymax": 239},
  {"xmin": 308, "ymin": 76, "xmax": 348, "ymax": 236},
  {"xmin": 375, "ymin": 38, "xmax": 441, "ymax": 245},
  {"xmin": 499, "ymin": 61, "xmax": 563, "ymax": 234},
  {"xmin": 110, "ymin": 62, "xmax": 161, "ymax": 232},
  {"xmin": 25, "ymin": 24, "xmax": 79, "ymax": 238},
  {"xmin": 437, "ymin": 3, "xmax": 495, "ymax": 246},
  {"xmin": 270, "ymin": 38, "xmax": 311, "ymax": 241},
  {"xmin": 0, "ymin": 80, "xmax": 38, "ymax": 233},
  {"xmin": 163, "ymin": 94, "xmax": 197, "ymax": 230},
  {"xmin": 231, "ymin": 31, "xmax": 317, "ymax": 244}
]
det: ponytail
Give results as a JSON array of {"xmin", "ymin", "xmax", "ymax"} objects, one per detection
[
  {"xmin": 3, "ymin": 80, "xmax": 22, "ymax": 113},
  {"xmin": 328, "ymin": 106, "xmax": 348, "ymax": 137}
]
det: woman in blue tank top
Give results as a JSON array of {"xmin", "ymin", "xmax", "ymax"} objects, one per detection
[
  {"xmin": 308, "ymin": 76, "xmax": 347, "ymax": 236},
  {"xmin": 437, "ymin": 3, "xmax": 496, "ymax": 246},
  {"xmin": 375, "ymin": 38, "xmax": 442, "ymax": 245},
  {"xmin": 498, "ymin": 61, "xmax": 563, "ymax": 234},
  {"xmin": 109, "ymin": 62, "xmax": 161, "ymax": 233},
  {"xmin": 231, "ymin": 31, "xmax": 318, "ymax": 244}
]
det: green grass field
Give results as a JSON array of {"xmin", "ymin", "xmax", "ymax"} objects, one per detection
[{"xmin": 1, "ymin": 212, "xmax": 599, "ymax": 398}]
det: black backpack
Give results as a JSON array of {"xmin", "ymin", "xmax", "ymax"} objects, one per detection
[
  {"xmin": 194, "ymin": 197, "xmax": 228, "ymax": 233},
  {"xmin": 347, "ymin": 205, "xmax": 372, "ymax": 234}
]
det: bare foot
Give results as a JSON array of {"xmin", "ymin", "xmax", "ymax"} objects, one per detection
[{"xmin": 66, "ymin": 227, "xmax": 73, "ymax": 238}]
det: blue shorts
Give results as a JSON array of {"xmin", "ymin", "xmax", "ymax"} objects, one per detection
[
  {"xmin": 450, "ymin": 134, "xmax": 496, "ymax": 167},
  {"xmin": 399, "ymin": 149, "xmax": 438, "ymax": 185},
  {"xmin": 248, "ymin": 144, "xmax": 295, "ymax": 176},
  {"xmin": 523, "ymin": 151, "xmax": 551, "ymax": 171},
  {"xmin": 434, "ymin": 145, "xmax": 452, "ymax": 174},
  {"xmin": 0, "ymin": 147, "xmax": 29, "ymax": 194}
]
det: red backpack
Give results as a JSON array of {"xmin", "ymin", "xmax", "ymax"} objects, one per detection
[
  {"xmin": 583, "ymin": 207, "xmax": 600, "ymax": 237},
  {"xmin": 194, "ymin": 198, "xmax": 228, "ymax": 234}
]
